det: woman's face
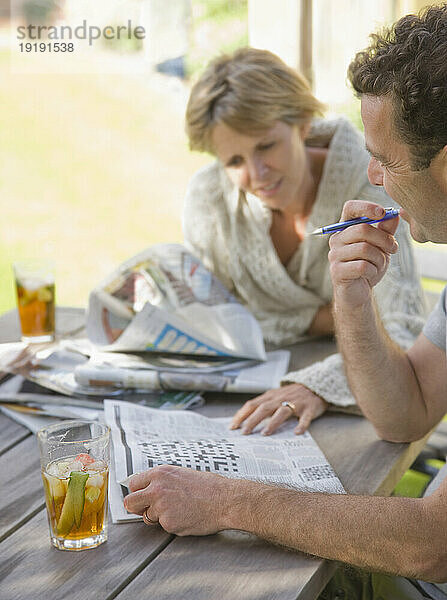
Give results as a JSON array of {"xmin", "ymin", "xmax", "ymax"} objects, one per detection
[{"xmin": 211, "ymin": 120, "xmax": 311, "ymax": 212}]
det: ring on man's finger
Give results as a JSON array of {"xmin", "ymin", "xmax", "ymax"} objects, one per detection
[
  {"xmin": 142, "ymin": 508, "xmax": 158, "ymax": 525},
  {"xmin": 281, "ymin": 401, "xmax": 296, "ymax": 416}
]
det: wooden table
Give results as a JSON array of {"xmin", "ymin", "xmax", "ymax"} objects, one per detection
[{"xmin": 0, "ymin": 308, "xmax": 428, "ymax": 600}]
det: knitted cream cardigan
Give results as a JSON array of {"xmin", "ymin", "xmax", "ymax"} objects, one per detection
[{"xmin": 183, "ymin": 118, "xmax": 426, "ymax": 408}]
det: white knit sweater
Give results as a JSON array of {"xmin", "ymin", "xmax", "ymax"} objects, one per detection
[{"xmin": 182, "ymin": 118, "xmax": 426, "ymax": 407}]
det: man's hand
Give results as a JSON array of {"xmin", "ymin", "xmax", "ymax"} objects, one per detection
[
  {"xmin": 124, "ymin": 464, "xmax": 235, "ymax": 535},
  {"xmin": 328, "ymin": 201, "xmax": 399, "ymax": 309},
  {"xmin": 230, "ymin": 384, "xmax": 328, "ymax": 436}
]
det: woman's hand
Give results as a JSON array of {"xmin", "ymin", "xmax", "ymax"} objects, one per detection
[{"xmin": 230, "ymin": 383, "xmax": 329, "ymax": 436}]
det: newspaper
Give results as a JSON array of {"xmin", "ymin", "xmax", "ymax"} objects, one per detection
[
  {"xmin": 86, "ymin": 244, "xmax": 266, "ymax": 360},
  {"xmin": 0, "ymin": 345, "xmax": 205, "ymax": 432},
  {"xmin": 0, "ymin": 369, "xmax": 203, "ymax": 427},
  {"xmin": 0, "ymin": 341, "xmax": 129, "ymax": 398},
  {"xmin": 104, "ymin": 400, "xmax": 345, "ymax": 524},
  {"xmin": 0, "ymin": 338, "xmax": 288, "ymax": 397},
  {"xmin": 74, "ymin": 349, "xmax": 290, "ymax": 393}
]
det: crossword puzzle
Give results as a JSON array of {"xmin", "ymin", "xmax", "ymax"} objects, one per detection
[
  {"xmin": 138, "ymin": 439, "xmax": 241, "ymax": 473},
  {"xmin": 301, "ymin": 464, "xmax": 336, "ymax": 481}
]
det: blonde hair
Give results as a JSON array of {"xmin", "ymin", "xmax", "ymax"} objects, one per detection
[{"xmin": 186, "ymin": 47, "xmax": 326, "ymax": 154}]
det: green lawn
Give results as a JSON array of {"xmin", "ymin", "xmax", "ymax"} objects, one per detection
[
  {"xmin": 0, "ymin": 1, "xmax": 249, "ymax": 316},
  {"xmin": 0, "ymin": 50, "xmax": 209, "ymax": 314}
]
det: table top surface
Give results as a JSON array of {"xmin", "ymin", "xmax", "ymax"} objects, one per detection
[{"xmin": 0, "ymin": 308, "xmax": 428, "ymax": 600}]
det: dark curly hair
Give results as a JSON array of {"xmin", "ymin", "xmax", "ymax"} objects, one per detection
[{"xmin": 348, "ymin": 3, "xmax": 447, "ymax": 170}]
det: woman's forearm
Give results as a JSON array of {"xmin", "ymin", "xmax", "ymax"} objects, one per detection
[{"xmin": 307, "ymin": 303, "xmax": 334, "ymax": 336}]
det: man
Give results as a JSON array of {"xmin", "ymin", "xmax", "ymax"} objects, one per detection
[{"xmin": 125, "ymin": 5, "xmax": 447, "ymax": 597}]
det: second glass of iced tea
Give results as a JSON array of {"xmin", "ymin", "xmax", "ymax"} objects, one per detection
[
  {"xmin": 37, "ymin": 421, "xmax": 110, "ymax": 551},
  {"xmin": 13, "ymin": 259, "xmax": 55, "ymax": 343}
]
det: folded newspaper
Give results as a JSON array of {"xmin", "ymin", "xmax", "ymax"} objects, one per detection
[
  {"xmin": 0, "ymin": 338, "xmax": 289, "ymax": 399},
  {"xmin": 73, "ymin": 349, "xmax": 290, "ymax": 394},
  {"xmin": 0, "ymin": 244, "xmax": 288, "ymax": 402},
  {"xmin": 86, "ymin": 244, "xmax": 266, "ymax": 360},
  {"xmin": 104, "ymin": 400, "xmax": 345, "ymax": 524},
  {"xmin": 0, "ymin": 361, "xmax": 204, "ymax": 432}
]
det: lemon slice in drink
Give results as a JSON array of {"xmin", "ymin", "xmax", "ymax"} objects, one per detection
[{"xmin": 37, "ymin": 287, "xmax": 53, "ymax": 302}]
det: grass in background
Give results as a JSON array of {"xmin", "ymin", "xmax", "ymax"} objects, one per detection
[
  {"xmin": 422, "ymin": 278, "xmax": 446, "ymax": 295},
  {"xmin": 0, "ymin": 4, "xmax": 250, "ymax": 316},
  {"xmin": 0, "ymin": 51, "xmax": 209, "ymax": 314}
]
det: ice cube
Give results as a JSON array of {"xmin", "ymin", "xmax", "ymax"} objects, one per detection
[
  {"xmin": 49, "ymin": 459, "xmax": 72, "ymax": 477},
  {"xmin": 45, "ymin": 473, "xmax": 66, "ymax": 499},
  {"xmin": 86, "ymin": 473, "xmax": 103, "ymax": 488},
  {"xmin": 68, "ymin": 460, "xmax": 84, "ymax": 473},
  {"xmin": 87, "ymin": 460, "xmax": 106, "ymax": 472},
  {"xmin": 47, "ymin": 462, "xmax": 60, "ymax": 477}
]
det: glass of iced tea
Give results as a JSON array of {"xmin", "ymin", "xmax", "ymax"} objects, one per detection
[
  {"xmin": 37, "ymin": 421, "xmax": 110, "ymax": 551},
  {"xmin": 13, "ymin": 259, "xmax": 55, "ymax": 343}
]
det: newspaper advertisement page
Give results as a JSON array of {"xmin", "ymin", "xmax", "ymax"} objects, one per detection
[
  {"xmin": 104, "ymin": 400, "xmax": 345, "ymax": 523},
  {"xmin": 87, "ymin": 244, "xmax": 266, "ymax": 360}
]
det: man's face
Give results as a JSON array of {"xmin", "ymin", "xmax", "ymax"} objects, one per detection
[{"xmin": 361, "ymin": 95, "xmax": 447, "ymax": 243}]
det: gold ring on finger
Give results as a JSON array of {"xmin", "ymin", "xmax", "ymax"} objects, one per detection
[
  {"xmin": 142, "ymin": 508, "xmax": 158, "ymax": 525},
  {"xmin": 281, "ymin": 401, "xmax": 296, "ymax": 416}
]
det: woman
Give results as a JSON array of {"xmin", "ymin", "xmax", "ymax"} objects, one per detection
[{"xmin": 183, "ymin": 47, "xmax": 426, "ymax": 435}]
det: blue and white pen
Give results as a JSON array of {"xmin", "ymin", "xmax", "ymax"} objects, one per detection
[{"xmin": 310, "ymin": 207, "xmax": 400, "ymax": 236}]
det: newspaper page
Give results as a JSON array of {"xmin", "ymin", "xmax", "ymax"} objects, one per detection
[
  {"xmin": 86, "ymin": 244, "xmax": 266, "ymax": 360},
  {"xmin": 0, "ymin": 340, "xmax": 288, "ymax": 398},
  {"xmin": 0, "ymin": 341, "xmax": 125, "ymax": 398},
  {"xmin": 74, "ymin": 350, "xmax": 290, "ymax": 393},
  {"xmin": 0, "ymin": 373, "xmax": 203, "ymax": 433},
  {"xmin": 104, "ymin": 400, "xmax": 345, "ymax": 523},
  {"xmin": 0, "ymin": 343, "xmax": 204, "ymax": 432}
]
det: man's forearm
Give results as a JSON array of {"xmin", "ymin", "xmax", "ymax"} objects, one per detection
[
  {"xmin": 223, "ymin": 479, "xmax": 446, "ymax": 582},
  {"xmin": 333, "ymin": 293, "xmax": 426, "ymax": 441}
]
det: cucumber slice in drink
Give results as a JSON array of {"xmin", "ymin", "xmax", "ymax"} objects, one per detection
[{"xmin": 56, "ymin": 471, "xmax": 88, "ymax": 536}]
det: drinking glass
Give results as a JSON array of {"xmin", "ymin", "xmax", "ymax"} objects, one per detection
[
  {"xmin": 37, "ymin": 420, "xmax": 110, "ymax": 551},
  {"xmin": 13, "ymin": 259, "xmax": 55, "ymax": 343}
]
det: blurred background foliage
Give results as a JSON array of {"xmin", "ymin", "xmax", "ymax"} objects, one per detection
[
  {"xmin": 0, "ymin": 0, "xmax": 248, "ymax": 314},
  {"xmin": 1, "ymin": 0, "xmax": 444, "ymax": 316},
  {"xmin": 186, "ymin": 0, "xmax": 248, "ymax": 76}
]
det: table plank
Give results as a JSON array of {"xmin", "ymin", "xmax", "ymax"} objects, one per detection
[
  {"xmin": 0, "ymin": 405, "xmax": 175, "ymax": 600},
  {"xmin": 0, "ymin": 307, "xmax": 85, "ymax": 342},
  {"xmin": 0, "ymin": 507, "xmax": 173, "ymax": 600},
  {"xmin": 0, "ymin": 412, "xmax": 30, "ymax": 456},
  {"xmin": 116, "ymin": 530, "xmax": 332, "ymax": 600},
  {"xmin": 0, "ymin": 435, "xmax": 44, "ymax": 542}
]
